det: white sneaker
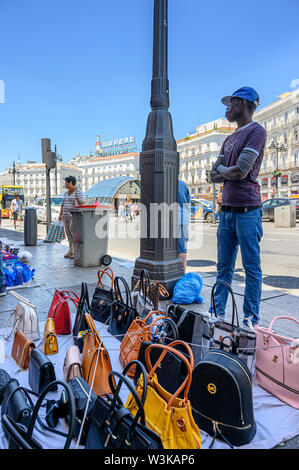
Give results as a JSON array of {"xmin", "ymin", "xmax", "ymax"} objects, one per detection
[{"xmin": 243, "ymin": 318, "xmax": 256, "ymax": 331}]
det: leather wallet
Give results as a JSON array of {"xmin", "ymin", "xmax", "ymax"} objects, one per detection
[{"xmin": 28, "ymin": 349, "xmax": 57, "ymax": 394}]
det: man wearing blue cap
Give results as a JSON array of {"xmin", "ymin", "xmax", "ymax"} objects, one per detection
[{"xmin": 209, "ymin": 86, "xmax": 267, "ymax": 329}]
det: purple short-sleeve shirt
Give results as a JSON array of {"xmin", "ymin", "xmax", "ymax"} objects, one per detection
[{"xmin": 220, "ymin": 121, "xmax": 267, "ymax": 207}]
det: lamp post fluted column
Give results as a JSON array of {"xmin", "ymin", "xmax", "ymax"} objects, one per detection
[{"xmin": 132, "ymin": 0, "xmax": 184, "ymax": 295}]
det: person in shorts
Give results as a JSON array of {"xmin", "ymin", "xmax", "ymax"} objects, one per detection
[{"xmin": 10, "ymin": 194, "xmax": 23, "ymax": 230}]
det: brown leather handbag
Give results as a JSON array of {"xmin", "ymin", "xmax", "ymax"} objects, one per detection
[
  {"xmin": 44, "ymin": 318, "xmax": 58, "ymax": 355},
  {"xmin": 11, "ymin": 330, "xmax": 36, "ymax": 370},
  {"xmin": 64, "ymin": 345, "xmax": 83, "ymax": 382},
  {"xmin": 82, "ymin": 313, "xmax": 114, "ymax": 396},
  {"xmin": 119, "ymin": 311, "xmax": 166, "ymax": 378}
]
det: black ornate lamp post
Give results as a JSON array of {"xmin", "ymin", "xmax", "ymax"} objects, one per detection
[
  {"xmin": 132, "ymin": 0, "xmax": 184, "ymax": 295},
  {"xmin": 269, "ymin": 141, "xmax": 287, "ymax": 197}
]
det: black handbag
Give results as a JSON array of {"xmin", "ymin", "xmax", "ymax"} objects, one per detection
[
  {"xmin": 1, "ymin": 380, "xmax": 76, "ymax": 449},
  {"xmin": 190, "ymin": 337, "xmax": 256, "ymax": 448},
  {"xmin": 166, "ymin": 304, "xmax": 212, "ymax": 364},
  {"xmin": 1, "ymin": 378, "xmax": 31, "ymax": 444},
  {"xmin": 90, "ymin": 267, "xmax": 115, "ymax": 323},
  {"xmin": 0, "ymin": 369, "xmax": 11, "ymax": 405},
  {"xmin": 131, "ymin": 269, "xmax": 155, "ymax": 318},
  {"xmin": 58, "ymin": 376, "xmax": 97, "ymax": 445},
  {"xmin": 73, "ymin": 282, "xmax": 91, "ymax": 352},
  {"xmin": 209, "ymin": 280, "xmax": 256, "ymax": 372},
  {"xmin": 85, "ymin": 361, "xmax": 164, "ymax": 450},
  {"xmin": 28, "ymin": 348, "xmax": 57, "ymax": 395},
  {"xmin": 108, "ymin": 276, "xmax": 138, "ymax": 342}
]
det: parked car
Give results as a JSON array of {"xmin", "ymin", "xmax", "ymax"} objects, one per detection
[
  {"xmin": 190, "ymin": 198, "xmax": 219, "ymax": 223},
  {"xmin": 32, "ymin": 197, "xmax": 63, "ymax": 223},
  {"xmin": 262, "ymin": 197, "xmax": 299, "ymax": 222}
]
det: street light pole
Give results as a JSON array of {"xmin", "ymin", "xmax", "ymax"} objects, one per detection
[
  {"xmin": 269, "ymin": 141, "xmax": 287, "ymax": 198},
  {"xmin": 132, "ymin": 0, "xmax": 184, "ymax": 295}
]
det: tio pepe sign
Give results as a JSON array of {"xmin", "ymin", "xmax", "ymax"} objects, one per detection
[{"xmin": 102, "ymin": 136, "xmax": 135, "ymax": 148}]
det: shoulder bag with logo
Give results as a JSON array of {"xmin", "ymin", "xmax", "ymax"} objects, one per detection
[
  {"xmin": 255, "ymin": 316, "xmax": 299, "ymax": 409},
  {"xmin": 5, "ymin": 291, "xmax": 40, "ymax": 342}
]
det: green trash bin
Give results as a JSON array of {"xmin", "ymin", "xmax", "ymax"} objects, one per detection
[{"xmin": 70, "ymin": 206, "xmax": 112, "ymax": 268}]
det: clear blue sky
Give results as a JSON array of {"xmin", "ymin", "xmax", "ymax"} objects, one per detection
[{"xmin": 0, "ymin": 0, "xmax": 298, "ymax": 171}]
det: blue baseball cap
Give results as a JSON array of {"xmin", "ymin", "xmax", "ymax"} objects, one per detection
[{"xmin": 221, "ymin": 86, "xmax": 260, "ymax": 107}]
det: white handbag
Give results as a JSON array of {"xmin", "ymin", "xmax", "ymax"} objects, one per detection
[{"xmin": 4, "ymin": 291, "xmax": 41, "ymax": 342}]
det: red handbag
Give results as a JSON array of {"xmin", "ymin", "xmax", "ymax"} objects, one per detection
[{"xmin": 48, "ymin": 290, "xmax": 79, "ymax": 335}]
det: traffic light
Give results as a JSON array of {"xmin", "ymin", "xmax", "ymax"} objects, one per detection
[{"xmin": 41, "ymin": 138, "xmax": 56, "ymax": 169}]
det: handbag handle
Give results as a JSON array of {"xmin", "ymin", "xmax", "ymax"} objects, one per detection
[
  {"xmin": 154, "ymin": 318, "xmax": 179, "ymax": 342},
  {"xmin": 143, "ymin": 310, "xmax": 167, "ymax": 323},
  {"xmin": 140, "ymin": 269, "xmax": 151, "ymax": 307},
  {"xmin": 219, "ymin": 336, "xmax": 238, "ymax": 355},
  {"xmin": 26, "ymin": 381, "xmax": 76, "ymax": 449},
  {"xmin": 114, "ymin": 276, "xmax": 132, "ymax": 308},
  {"xmin": 78, "ymin": 282, "xmax": 90, "ymax": 310},
  {"xmin": 108, "ymin": 365, "xmax": 146, "ymax": 431},
  {"xmin": 145, "ymin": 341, "xmax": 194, "ymax": 409},
  {"xmin": 97, "ymin": 267, "xmax": 114, "ymax": 289},
  {"xmin": 210, "ymin": 280, "xmax": 239, "ymax": 328},
  {"xmin": 8, "ymin": 291, "xmax": 36, "ymax": 309},
  {"xmin": 84, "ymin": 312, "xmax": 102, "ymax": 347},
  {"xmin": 268, "ymin": 316, "xmax": 299, "ymax": 334}
]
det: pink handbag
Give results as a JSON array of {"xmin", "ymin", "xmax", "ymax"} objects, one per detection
[{"xmin": 255, "ymin": 316, "xmax": 299, "ymax": 409}]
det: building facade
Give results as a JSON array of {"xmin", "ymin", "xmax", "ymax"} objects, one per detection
[
  {"xmin": 177, "ymin": 118, "xmax": 237, "ymax": 197},
  {"xmin": 254, "ymin": 89, "xmax": 299, "ymax": 200},
  {"xmin": 13, "ymin": 161, "xmax": 83, "ymax": 204},
  {"xmin": 71, "ymin": 152, "xmax": 140, "ymax": 193}
]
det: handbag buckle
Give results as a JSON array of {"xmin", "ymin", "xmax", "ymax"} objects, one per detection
[{"xmin": 176, "ymin": 418, "xmax": 186, "ymax": 432}]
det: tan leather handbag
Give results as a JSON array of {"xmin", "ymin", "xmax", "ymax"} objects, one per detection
[
  {"xmin": 64, "ymin": 345, "xmax": 83, "ymax": 382},
  {"xmin": 11, "ymin": 330, "xmax": 36, "ymax": 370},
  {"xmin": 44, "ymin": 318, "xmax": 58, "ymax": 355},
  {"xmin": 119, "ymin": 311, "xmax": 166, "ymax": 378},
  {"xmin": 82, "ymin": 312, "xmax": 114, "ymax": 396}
]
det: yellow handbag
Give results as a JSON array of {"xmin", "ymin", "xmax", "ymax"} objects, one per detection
[
  {"xmin": 44, "ymin": 318, "xmax": 58, "ymax": 355},
  {"xmin": 125, "ymin": 340, "xmax": 201, "ymax": 450}
]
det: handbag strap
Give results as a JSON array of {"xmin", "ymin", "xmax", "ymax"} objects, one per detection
[
  {"xmin": 84, "ymin": 312, "xmax": 102, "ymax": 347},
  {"xmin": 97, "ymin": 267, "xmax": 114, "ymax": 289},
  {"xmin": 26, "ymin": 381, "xmax": 76, "ymax": 449},
  {"xmin": 4, "ymin": 307, "xmax": 21, "ymax": 341},
  {"xmin": 219, "ymin": 336, "xmax": 238, "ymax": 355},
  {"xmin": 140, "ymin": 269, "xmax": 151, "ymax": 307},
  {"xmin": 9, "ymin": 291, "xmax": 36, "ymax": 309},
  {"xmin": 268, "ymin": 316, "xmax": 299, "ymax": 334},
  {"xmin": 143, "ymin": 310, "xmax": 167, "ymax": 323},
  {"xmin": 114, "ymin": 276, "xmax": 132, "ymax": 308},
  {"xmin": 59, "ymin": 290, "xmax": 80, "ymax": 305},
  {"xmin": 211, "ymin": 280, "xmax": 239, "ymax": 328},
  {"xmin": 145, "ymin": 341, "xmax": 194, "ymax": 409},
  {"xmin": 78, "ymin": 282, "xmax": 90, "ymax": 310}
]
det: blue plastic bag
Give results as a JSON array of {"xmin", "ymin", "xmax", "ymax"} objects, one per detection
[
  {"xmin": 4, "ymin": 261, "xmax": 35, "ymax": 287},
  {"xmin": 172, "ymin": 272, "xmax": 204, "ymax": 305}
]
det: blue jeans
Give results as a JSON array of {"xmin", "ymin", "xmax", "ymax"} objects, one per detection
[
  {"xmin": 0, "ymin": 254, "xmax": 5, "ymax": 289},
  {"xmin": 212, "ymin": 208, "xmax": 263, "ymax": 325}
]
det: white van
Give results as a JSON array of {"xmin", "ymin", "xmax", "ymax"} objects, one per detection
[{"xmin": 33, "ymin": 196, "xmax": 63, "ymax": 223}]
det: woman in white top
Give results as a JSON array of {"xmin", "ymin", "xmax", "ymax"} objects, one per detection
[{"xmin": 59, "ymin": 176, "xmax": 86, "ymax": 258}]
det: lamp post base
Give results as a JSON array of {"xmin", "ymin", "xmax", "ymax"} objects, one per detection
[{"xmin": 132, "ymin": 256, "xmax": 184, "ymax": 299}]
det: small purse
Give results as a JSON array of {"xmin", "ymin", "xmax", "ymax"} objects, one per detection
[
  {"xmin": 64, "ymin": 345, "xmax": 83, "ymax": 382},
  {"xmin": 44, "ymin": 318, "xmax": 58, "ymax": 355},
  {"xmin": 85, "ymin": 360, "xmax": 164, "ymax": 450},
  {"xmin": 90, "ymin": 267, "xmax": 115, "ymax": 323},
  {"xmin": 11, "ymin": 330, "xmax": 36, "ymax": 370},
  {"xmin": 108, "ymin": 276, "xmax": 138, "ymax": 342},
  {"xmin": 73, "ymin": 282, "xmax": 90, "ymax": 352},
  {"xmin": 82, "ymin": 312, "xmax": 114, "ymax": 396},
  {"xmin": 28, "ymin": 348, "xmax": 57, "ymax": 395},
  {"xmin": 125, "ymin": 342, "xmax": 201, "ymax": 450},
  {"xmin": 4, "ymin": 291, "xmax": 40, "ymax": 342}
]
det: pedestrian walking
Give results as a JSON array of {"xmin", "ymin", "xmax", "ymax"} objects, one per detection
[
  {"xmin": 93, "ymin": 198, "xmax": 101, "ymax": 206},
  {"xmin": 10, "ymin": 193, "xmax": 23, "ymax": 231},
  {"xmin": 0, "ymin": 253, "xmax": 6, "ymax": 296},
  {"xmin": 58, "ymin": 176, "xmax": 86, "ymax": 259},
  {"xmin": 209, "ymin": 86, "xmax": 267, "ymax": 329},
  {"xmin": 178, "ymin": 179, "xmax": 191, "ymax": 273}
]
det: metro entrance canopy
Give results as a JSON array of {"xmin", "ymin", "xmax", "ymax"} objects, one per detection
[{"xmin": 84, "ymin": 176, "xmax": 140, "ymax": 206}]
